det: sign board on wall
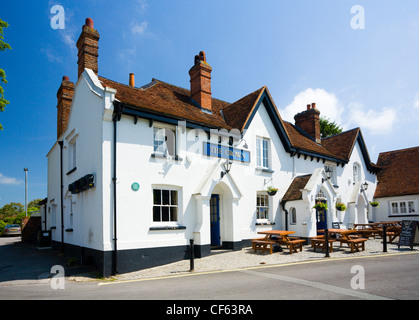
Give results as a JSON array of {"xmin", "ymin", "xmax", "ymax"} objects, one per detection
[{"xmin": 203, "ymin": 142, "xmax": 250, "ymax": 163}]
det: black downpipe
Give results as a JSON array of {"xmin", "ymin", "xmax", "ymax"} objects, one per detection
[
  {"xmin": 58, "ymin": 141, "xmax": 64, "ymax": 252},
  {"xmin": 280, "ymin": 200, "xmax": 289, "ymax": 231},
  {"xmin": 112, "ymin": 103, "xmax": 122, "ymax": 275},
  {"xmin": 112, "ymin": 117, "xmax": 117, "ymax": 275}
]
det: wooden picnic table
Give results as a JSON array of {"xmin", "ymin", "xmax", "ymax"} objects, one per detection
[
  {"xmin": 372, "ymin": 221, "xmax": 402, "ymax": 243},
  {"xmin": 318, "ymin": 229, "xmax": 368, "ymax": 253},
  {"xmin": 251, "ymin": 230, "xmax": 306, "ymax": 254},
  {"xmin": 353, "ymin": 223, "xmax": 381, "ymax": 239}
]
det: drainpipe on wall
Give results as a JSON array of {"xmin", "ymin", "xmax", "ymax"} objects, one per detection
[
  {"xmin": 112, "ymin": 102, "xmax": 123, "ymax": 275},
  {"xmin": 280, "ymin": 200, "xmax": 289, "ymax": 231},
  {"xmin": 58, "ymin": 141, "xmax": 64, "ymax": 252}
]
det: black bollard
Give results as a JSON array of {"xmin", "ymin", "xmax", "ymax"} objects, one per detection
[
  {"xmin": 325, "ymin": 229, "xmax": 330, "ymax": 258},
  {"xmin": 383, "ymin": 225, "xmax": 387, "ymax": 253},
  {"xmin": 189, "ymin": 239, "xmax": 195, "ymax": 272}
]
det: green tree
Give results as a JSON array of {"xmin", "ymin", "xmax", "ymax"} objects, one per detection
[
  {"xmin": 27, "ymin": 198, "xmax": 43, "ymax": 210},
  {"xmin": 320, "ymin": 117, "xmax": 343, "ymax": 138},
  {"xmin": 0, "ymin": 18, "xmax": 12, "ymax": 131},
  {"xmin": 0, "ymin": 202, "xmax": 24, "ymax": 220}
]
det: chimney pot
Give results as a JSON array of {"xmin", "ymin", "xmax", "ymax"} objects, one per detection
[
  {"xmin": 312, "ymin": 102, "xmax": 316, "ymax": 109},
  {"xmin": 62, "ymin": 76, "xmax": 70, "ymax": 82},
  {"xmin": 85, "ymin": 17, "xmax": 94, "ymax": 28},
  {"xmin": 129, "ymin": 73, "xmax": 135, "ymax": 87},
  {"xmin": 307, "ymin": 104, "xmax": 311, "ymax": 110}
]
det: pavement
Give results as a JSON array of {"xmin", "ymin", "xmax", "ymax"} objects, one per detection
[
  {"xmin": 0, "ymin": 237, "xmax": 95, "ymax": 285},
  {"xmin": 1, "ymin": 236, "xmax": 418, "ymax": 285},
  {"xmin": 74, "ymin": 236, "xmax": 419, "ymax": 283}
]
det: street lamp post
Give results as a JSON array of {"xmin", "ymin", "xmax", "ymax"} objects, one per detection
[{"xmin": 24, "ymin": 168, "xmax": 28, "ymax": 217}]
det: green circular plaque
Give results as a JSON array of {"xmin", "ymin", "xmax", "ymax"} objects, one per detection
[{"xmin": 131, "ymin": 182, "xmax": 140, "ymax": 191}]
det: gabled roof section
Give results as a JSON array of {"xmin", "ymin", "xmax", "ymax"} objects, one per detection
[
  {"xmin": 321, "ymin": 128, "xmax": 360, "ymax": 161},
  {"xmin": 374, "ymin": 146, "xmax": 419, "ymax": 198},
  {"xmin": 282, "ymin": 174, "xmax": 312, "ymax": 201},
  {"xmin": 322, "ymin": 128, "xmax": 379, "ymax": 172},
  {"xmin": 282, "ymin": 121, "xmax": 339, "ymax": 160},
  {"xmin": 220, "ymin": 86, "xmax": 265, "ymax": 132}
]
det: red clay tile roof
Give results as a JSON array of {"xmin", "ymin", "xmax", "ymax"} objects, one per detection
[
  {"xmin": 99, "ymin": 77, "xmax": 231, "ymax": 129},
  {"xmin": 282, "ymin": 121, "xmax": 345, "ymax": 160},
  {"xmin": 282, "ymin": 174, "xmax": 312, "ymax": 201},
  {"xmin": 374, "ymin": 146, "xmax": 419, "ymax": 198},
  {"xmin": 98, "ymin": 76, "xmax": 371, "ymax": 165},
  {"xmin": 221, "ymin": 87, "xmax": 265, "ymax": 132},
  {"xmin": 321, "ymin": 128, "xmax": 360, "ymax": 161}
]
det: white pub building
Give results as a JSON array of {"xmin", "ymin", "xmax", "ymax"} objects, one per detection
[{"xmin": 45, "ymin": 19, "xmax": 379, "ymax": 276}]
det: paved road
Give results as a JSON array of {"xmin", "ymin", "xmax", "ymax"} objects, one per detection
[{"xmin": 1, "ymin": 237, "xmax": 418, "ymax": 304}]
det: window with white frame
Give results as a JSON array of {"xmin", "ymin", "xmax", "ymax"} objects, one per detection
[
  {"xmin": 153, "ymin": 188, "xmax": 178, "ymax": 222},
  {"xmin": 353, "ymin": 163, "xmax": 360, "ymax": 184},
  {"xmin": 390, "ymin": 200, "xmax": 416, "ymax": 215},
  {"xmin": 256, "ymin": 193, "xmax": 269, "ymax": 220},
  {"xmin": 256, "ymin": 137, "xmax": 269, "ymax": 169},
  {"xmin": 153, "ymin": 126, "xmax": 176, "ymax": 157},
  {"xmin": 68, "ymin": 138, "xmax": 77, "ymax": 171},
  {"xmin": 290, "ymin": 207, "xmax": 297, "ymax": 225}
]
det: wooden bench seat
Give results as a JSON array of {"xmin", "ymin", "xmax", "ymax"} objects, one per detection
[
  {"xmin": 345, "ymin": 238, "xmax": 368, "ymax": 253},
  {"xmin": 311, "ymin": 238, "xmax": 337, "ymax": 253},
  {"xmin": 251, "ymin": 239, "xmax": 277, "ymax": 254},
  {"xmin": 280, "ymin": 239, "xmax": 306, "ymax": 254}
]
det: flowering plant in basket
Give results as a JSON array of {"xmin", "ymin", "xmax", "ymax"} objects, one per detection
[
  {"xmin": 313, "ymin": 202, "xmax": 328, "ymax": 210},
  {"xmin": 335, "ymin": 202, "xmax": 347, "ymax": 211},
  {"xmin": 266, "ymin": 186, "xmax": 278, "ymax": 196}
]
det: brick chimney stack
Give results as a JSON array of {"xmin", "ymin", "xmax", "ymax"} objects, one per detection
[
  {"xmin": 76, "ymin": 18, "xmax": 100, "ymax": 78},
  {"xmin": 57, "ymin": 76, "xmax": 75, "ymax": 138},
  {"xmin": 294, "ymin": 103, "xmax": 321, "ymax": 143},
  {"xmin": 189, "ymin": 51, "xmax": 212, "ymax": 112}
]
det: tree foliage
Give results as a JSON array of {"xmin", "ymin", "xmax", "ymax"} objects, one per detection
[
  {"xmin": 320, "ymin": 117, "xmax": 343, "ymax": 138},
  {"xmin": 0, "ymin": 199, "xmax": 43, "ymax": 232},
  {"xmin": 0, "ymin": 18, "xmax": 12, "ymax": 131}
]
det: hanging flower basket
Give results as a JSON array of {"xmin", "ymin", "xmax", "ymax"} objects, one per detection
[
  {"xmin": 313, "ymin": 202, "xmax": 328, "ymax": 210},
  {"xmin": 335, "ymin": 202, "xmax": 347, "ymax": 211},
  {"xmin": 266, "ymin": 186, "xmax": 278, "ymax": 196},
  {"xmin": 370, "ymin": 201, "xmax": 379, "ymax": 207}
]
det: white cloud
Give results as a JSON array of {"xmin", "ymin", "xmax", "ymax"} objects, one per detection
[
  {"xmin": 280, "ymin": 88, "xmax": 343, "ymax": 124},
  {"xmin": 282, "ymin": 88, "xmax": 397, "ymax": 135},
  {"xmin": 131, "ymin": 21, "xmax": 148, "ymax": 35},
  {"xmin": 136, "ymin": 0, "xmax": 148, "ymax": 12},
  {"xmin": 0, "ymin": 173, "xmax": 22, "ymax": 185},
  {"xmin": 414, "ymin": 93, "xmax": 419, "ymax": 109},
  {"xmin": 346, "ymin": 103, "xmax": 397, "ymax": 135},
  {"xmin": 41, "ymin": 48, "xmax": 63, "ymax": 63}
]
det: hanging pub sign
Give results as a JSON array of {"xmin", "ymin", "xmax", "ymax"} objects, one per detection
[
  {"xmin": 398, "ymin": 220, "xmax": 419, "ymax": 250},
  {"xmin": 203, "ymin": 142, "xmax": 250, "ymax": 163}
]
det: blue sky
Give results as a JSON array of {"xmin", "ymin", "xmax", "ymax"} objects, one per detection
[{"xmin": 1, "ymin": 0, "xmax": 419, "ymax": 207}]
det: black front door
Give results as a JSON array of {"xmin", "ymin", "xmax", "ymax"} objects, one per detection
[
  {"xmin": 316, "ymin": 200, "xmax": 328, "ymax": 233},
  {"xmin": 210, "ymin": 194, "xmax": 220, "ymax": 246}
]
